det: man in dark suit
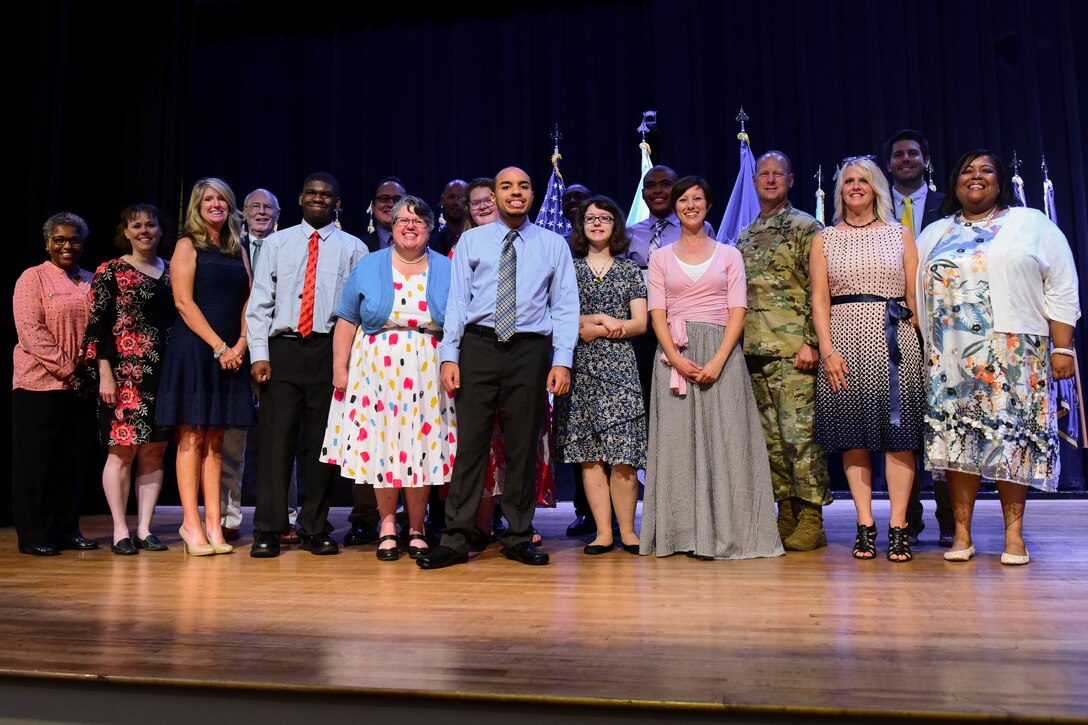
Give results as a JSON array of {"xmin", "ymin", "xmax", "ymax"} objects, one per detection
[
  {"xmin": 361, "ymin": 176, "xmax": 407, "ymax": 253},
  {"xmin": 884, "ymin": 129, "xmax": 953, "ymax": 547}
]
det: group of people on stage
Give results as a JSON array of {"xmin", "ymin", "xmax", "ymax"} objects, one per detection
[{"xmin": 12, "ymin": 129, "xmax": 1079, "ymax": 569}]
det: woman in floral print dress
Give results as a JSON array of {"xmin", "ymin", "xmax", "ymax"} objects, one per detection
[
  {"xmin": 917, "ymin": 150, "xmax": 1080, "ymax": 566},
  {"xmin": 82, "ymin": 205, "xmax": 176, "ymax": 555}
]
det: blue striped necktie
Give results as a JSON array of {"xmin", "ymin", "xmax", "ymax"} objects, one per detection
[{"xmin": 495, "ymin": 229, "xmax": 518, "ymax": 341}]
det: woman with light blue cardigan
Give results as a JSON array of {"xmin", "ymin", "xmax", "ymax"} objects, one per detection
[{"xmin": 320, "ymin": 196, "xmax": 455, "ymax": 561}]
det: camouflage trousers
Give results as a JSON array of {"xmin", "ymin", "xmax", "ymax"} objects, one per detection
[{"xmin": 747, "ymin": 355, "xmax": 831, "ymax": 506}]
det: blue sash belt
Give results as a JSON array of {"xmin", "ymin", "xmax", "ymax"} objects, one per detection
[{"xmin": 830, "ymin": 294, "xmax": 913, "ymax": 427}]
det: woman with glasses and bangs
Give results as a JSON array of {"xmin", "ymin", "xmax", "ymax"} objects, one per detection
[
  {"xmin": 553, "ymin": 195, "xmax": 648, "ymax": 555},
  {"xmin": 810, "ymin": 156, "xmax": 925, "ymax": 563}
]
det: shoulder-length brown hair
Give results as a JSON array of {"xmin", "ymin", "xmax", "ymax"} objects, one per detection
[{"xmin": 570, "ymin": 195, "xmax": 629, "ymax": 256}]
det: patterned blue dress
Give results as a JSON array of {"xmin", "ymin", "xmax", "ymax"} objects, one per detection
[{"xmin": 922, "ymin": 215, "xmax": 1058, "ymax": 490}]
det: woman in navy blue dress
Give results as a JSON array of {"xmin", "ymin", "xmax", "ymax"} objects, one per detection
[{"xmin": 156, "ymin": 178, "xmax": 254, "ymax": 555}]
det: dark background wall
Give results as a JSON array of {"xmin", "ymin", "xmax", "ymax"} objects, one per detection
[{"xmin": 5, "ymin": 0, "xmax": 1087, "ymax": 521}]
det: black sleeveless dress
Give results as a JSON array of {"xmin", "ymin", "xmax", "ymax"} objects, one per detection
[{"xmin": 155, "ymin": 245, "xmax": 255, "ymax": 428}]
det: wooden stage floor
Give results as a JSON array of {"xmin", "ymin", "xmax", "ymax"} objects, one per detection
[{"xmin": 1, "ymin": 499, "xmax": 1086, "ymax": 723}]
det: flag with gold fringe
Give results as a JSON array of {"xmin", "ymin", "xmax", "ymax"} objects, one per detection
[
  {"xmin": 626, "ymin": 111, "xmax": 656, "ymax": 226},
  {"xmin": 534, "ymin": 125, "xmax": 569, "ymax": 238}
]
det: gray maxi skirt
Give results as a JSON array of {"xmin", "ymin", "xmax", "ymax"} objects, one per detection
[{"xmin": 639, "ymin": 322, "xmax": 785, "ymax": 560}]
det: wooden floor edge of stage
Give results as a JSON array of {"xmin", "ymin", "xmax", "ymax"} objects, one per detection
[{"xmin": 2, "ymin": 669, "xmax": 1083, "ymax": 725}]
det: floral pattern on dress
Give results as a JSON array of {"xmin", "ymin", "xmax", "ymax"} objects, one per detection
[
  {"xmin": 923, "ymin": 217, "xmax": 1059, "ymax": 490},
  {"xmin": 82, "ymin": 259, "xmax": 173, "ymax": 447},
  {"xmin": 554, "ymin": 257, "xmax": 647, "ymax": 468}
]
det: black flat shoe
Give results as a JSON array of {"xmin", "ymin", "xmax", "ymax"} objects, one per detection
[
  {"xmin": 583, "ymin": 543, "xmax": 614, "ymax": 555},
  {"xmin": 19, "ymin": 543, "xmax": 60, "ymax": 557},
  {"xmin": 407, "ymin": 535, "xmax": 430, "ymax": 560},
  {"xmin": 416, "ymin": 545, "xmax": 468, "ymax": 569},
  {"xmin": 250, "ymin": 532, "xmax": 281, "ymax": 558},
  {"xmin": 621, "ymin": 543, "xmax": 640, "ymax": 555},
  {"xmin": 58, "ymin": 534, "xmax": 99, "ymax": 551},
  {"xmin": 503, "ymin": 541, "xmax": 549, "ymax": 566},
  {"xmin": 301, "ymin": 533, "xmax": 339, "ymax": 556},
  {"xmin": 376, "ymin": 534, "xmax": 400, "ymax": 561},
  {"xmin": 136, "ymin": 534, "xmax": 168, "ymax": 552},
  {"xmin": 111, "ymin": 538, "xmax": 138, "ymax": 555}
]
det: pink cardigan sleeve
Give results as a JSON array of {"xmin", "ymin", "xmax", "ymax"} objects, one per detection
[
  {"xmin": 723, "ymin": 246, "xmax": 748, "ymax": 309},
  {"xmin": 13, "ymin": 267, "xmax": 78, "ymax": 380},
  {"xmin": 647, "ymin": 248, "xmax": 668, "ymax": 311}
]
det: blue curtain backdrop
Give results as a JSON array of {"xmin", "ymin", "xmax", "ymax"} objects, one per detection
[{"xmin": 6, "ymin": 0, "xmax": 1087, "ymax": 518}]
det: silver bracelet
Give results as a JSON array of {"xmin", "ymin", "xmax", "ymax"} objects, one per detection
[
  {"xmin": 213, "ymin": 342, "xmax": 228, "ymax": 359},
  {"xmin": 1052, "ymin": 347, "xmax": 1076, "ymax": 357}
]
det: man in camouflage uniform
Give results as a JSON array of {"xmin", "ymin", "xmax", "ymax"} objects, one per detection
[{"xmin": 736, "ymin": 151, "xmax": 831, "ymax": 551}]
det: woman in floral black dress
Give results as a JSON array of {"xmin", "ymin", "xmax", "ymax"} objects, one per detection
[
  {"xmin": 82, "ymin": 205, "xmax": 176, "ymax": 555},
  {"xmin": 554, "ymin": 196, "xmax": 648, "ymax": 555}
]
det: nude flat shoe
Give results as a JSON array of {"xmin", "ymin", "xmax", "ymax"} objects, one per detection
[
  {"xmin": 943, "ymin": 545, "xmax": 975, "ymax": 562},
  {"xmin": 1000, "ymin": 550, "xmax": 1030, "ymax": 566}
]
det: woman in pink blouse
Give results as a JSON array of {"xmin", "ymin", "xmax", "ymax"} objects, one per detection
[
  {"xmin": 639, "ymin": 177, "xmax": 783, "ymax": 560},
  {"xmin": 11, "ymin": 213, "xmax": 100, "ymax": 556}
]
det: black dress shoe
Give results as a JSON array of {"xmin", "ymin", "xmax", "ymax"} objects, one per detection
[
  {"xmin": 222, "ymin": 526, "xmax": 241, "ymax": 543},
  {"xmin": 136, "ymin": 534, "xmax": 168, "ymax": 552},
  {"xmin": 503, "ymin": 541, "xmax": 550, "ymax": 565},
  {"xmin": 566, "ymin": 515, "xmax": 596, "ymax": 537},
  {"xmin": 621, "ymin": 543, "xmax": 641, "ymax": 555},
  {"xmin": 583, "ymin": 543, "xmax": 614, "ymax": 555},
  {"xmin": 344, "ymin": 523, "xmax": 379, "ymax": 547},
  {"xmin": 906, "ymin": 519, "xmax": 925, "ymax": 545},
  {"xmin": 301, "ymin": 533, "xmax": 339, "ymax": 555},
  {"xmin": 58, "ymin": 533, "xmax": 99, "ymax": 551},
  {"xmin": 250, "ymin": 532, "xmax": 281, "ymax": 558},
  {"xmin": 938, "ymin": 526, "xmax": 955, "ymax": 548},
  {"xmin": 376, "ymin": 534, "xmax": 400, "ymax": 561},
  {"xmin": 111, "ymin": 538, "xmax": 139, "ymax": 555},
  {"xmin": 416, "ymin": 545, "xmax": 468, "ymax": 569},
  {"xmin": 19, "ymin": 543, "xmax": 60, "ymax": 557}
]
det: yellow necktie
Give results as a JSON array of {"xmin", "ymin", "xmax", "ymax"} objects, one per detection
[{"xmin": 902, "ymin": 196, "xmax": 915, "ymax": 236}]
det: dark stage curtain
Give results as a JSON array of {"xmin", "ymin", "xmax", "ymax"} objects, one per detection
[{"xmin": 7, "ymin": 0, "xmax": 1087, "ymax": 521}]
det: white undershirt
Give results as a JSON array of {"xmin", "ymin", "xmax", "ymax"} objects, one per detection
[{"xmin": 675, "ymin": 256, "xmax": 713, "ymax": 281}]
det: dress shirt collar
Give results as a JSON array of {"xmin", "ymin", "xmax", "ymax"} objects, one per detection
[
  {"xmin": 892, "ymin": 185, "xmax": 928, "ymax": 212},
  {"xmin": 498, "ymin": 217, "xmax": 532, "ymax": 235},
  {"xmin": 302, "ymin": 220, "xmax": 338, "ymax": 241}
]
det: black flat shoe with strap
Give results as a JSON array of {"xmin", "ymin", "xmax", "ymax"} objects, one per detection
[{"xmin": 376, "ymin": 534, "xmax": 400, "ymax": 561}]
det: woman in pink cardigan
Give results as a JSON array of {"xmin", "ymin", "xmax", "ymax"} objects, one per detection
[{"xmin": 639, "ymin": 177, "xmax": 783, "ymax": 560}]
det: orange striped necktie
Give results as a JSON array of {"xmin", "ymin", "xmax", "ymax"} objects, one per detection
[{"xmin": 297, "ymin": 231, "xmax": 319, "ymax": 337}]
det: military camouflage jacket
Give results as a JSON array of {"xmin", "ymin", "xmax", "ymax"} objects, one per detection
[{"xmin": 735, "ymin": 203, "xmax": 821, "ymax": 358}]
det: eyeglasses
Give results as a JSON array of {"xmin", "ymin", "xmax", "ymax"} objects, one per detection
[
  {"xmin": 394, "ymin": 217, "xmax": 426, "ymax": 228},
  {"xmin": 469, "ymin": 199, "xmax": 495, "ymax": 209},
  {"xmin": 245, "ymin": 203, "xmax": 277, "ymax": 213},
  {"xmin": 50, "ymin": 236, "xmax": 83, "ymax": 247},
  {"xmin": 583, "ymin": 215, "xmax": 615, "ymax": 225},
  {"xmin": 376, "ymin": 194, "xmax": 403, "ymax": 205}
]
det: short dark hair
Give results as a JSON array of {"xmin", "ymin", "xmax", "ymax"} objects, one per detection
[
  {"xmin": 43, "ymin": 212, "xmax": 89, "ymax": 242},
  {"xmin": 939, "ymin": 149, "xmax": 1021, "ymax": 217},
  {"xmin": 884, "ymin": 129, "xmax": 930, "ymax": 164},
  {"xmin": 303, "ymin": 172, "xmax": 340, "ymax": 198},
  {"xmin": 374, "ymin": 176, "xmax": 405, "ymax": 196},
  {"xmin": 571, "ymin": 195, "xmax": 629, "ymax": 257},
  {"xmin": 113, "ymin": 204, "xmax": 165, "ymax": 254},
  {"xmin": 669, "ymin": 176, "xmax": 713, "ymax": 209}
]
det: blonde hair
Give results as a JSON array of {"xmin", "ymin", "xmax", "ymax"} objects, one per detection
[
  {"xmin": 833, "ymin": 158, "xmax": 895, "ymax": 225},
  {"xmin": 183, "ymin": 177, "xmax": 243, "ymax": 256}
]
